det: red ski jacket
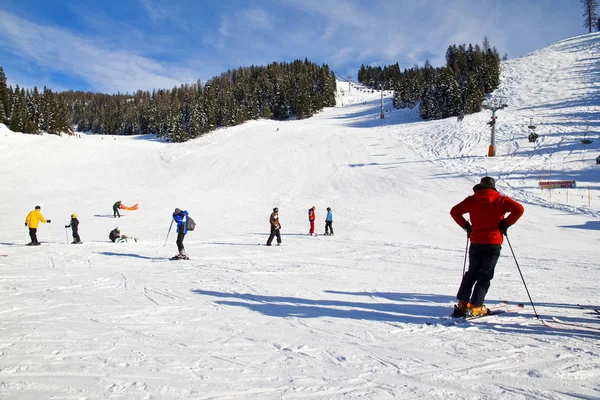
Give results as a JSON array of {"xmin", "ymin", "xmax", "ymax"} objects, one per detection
[{"xmin": 450, "ymin": 189, "xmax": 524, "ymax": 245}]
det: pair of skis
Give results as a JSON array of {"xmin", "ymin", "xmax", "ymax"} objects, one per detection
[
  {"xmin": 427, "ymin": 301, "xmax": 524, "ymax": 326},
  {"xmin": 431, "ymin": 302, "xmax": 599, "ymax": 333},
  {"xmin": 541, "ymin": 304, "xmax": 600, "ymax": 332}
]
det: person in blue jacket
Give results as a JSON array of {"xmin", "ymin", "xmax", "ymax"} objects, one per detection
[
  {"xmin": 173, "ymin": 208, "xmax": 189, "ymax": 259},
  {"xmin": 324, "ymin": 207, "xmax": 334, "ymax": 235}
]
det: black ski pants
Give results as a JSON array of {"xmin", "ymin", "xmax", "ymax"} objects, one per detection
[
  {"xmin": 113, "ymin": 205, "xmax": 120, "ymax": 218},
  {"xmin": 176, "ymin": 227, "xmax": 186, "ymax": 253},
  {"xmin": 325, "ymin": 221, "xmax": 333, "ymax": 235},
  {"xmin": 267, "ymin": 225, "xmax": 281, "ymax": 245},
  {"xmin": 72, "ymin": 227, "xmax": 81, "ymax": 243},
  {"xmin": 29, "ymin": 228, "xmax": 38, "ymax": 244},
  {"xmin": 456, "ymin": 243, "xmax": 502, "ymax": 306}
]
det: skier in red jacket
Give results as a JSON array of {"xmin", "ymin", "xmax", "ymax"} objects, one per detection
[
  {"xmin": 450, "ymin": 177, "xmax": 524, "ymax": 317},
  {"xmin": 308, "ymin": 206, "xmax": 316, "ymax": 236}
]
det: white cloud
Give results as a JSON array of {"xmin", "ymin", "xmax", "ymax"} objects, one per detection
[
  {"xmin": 0, "ymin": 9, "xmax": 197, "ymax": 93},
  {"xmin": 237, "ymin": 9, "xmax": 272, "ymax": 31}
]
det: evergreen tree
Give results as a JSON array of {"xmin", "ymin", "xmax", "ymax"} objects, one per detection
[
  {"xmin": 40, "ymin": 86, "xmax": 55, "ymax": 132},
  {"xmin": 9, "ymin": 85, "xmax": 23, "ymax": 132},
  {"xmin": 0, "ymin": 67, "xmax": 8, "ymax": 124},
  {"xmin": 581, "ymin": 0, "xmax": 598, "ymax": 33}
]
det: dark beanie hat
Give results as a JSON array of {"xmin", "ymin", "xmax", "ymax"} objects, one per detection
[
  {"xmin": 35, "ymin": 205, "xmax": 41, "ymax": 210},
  {"xmin": 480, "ymin": 176, "xmax": 496, "ymax": 189},
  {"xmin": 473, "ymin": 176, "xmax": 496, "ymax": 193}
]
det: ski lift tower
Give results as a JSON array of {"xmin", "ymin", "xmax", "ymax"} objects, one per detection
[
  {"xmin": 378, "ymin": 81, "xmax": 385, "ymax": 119},
  {"xmin": 483, "ymin": 97, "xmax": 508, "ymax": 156}
]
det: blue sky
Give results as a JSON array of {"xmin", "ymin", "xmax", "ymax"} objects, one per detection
[{"xmin": 0, "ymin": 0, "xmax": 586, "ymax": 94}]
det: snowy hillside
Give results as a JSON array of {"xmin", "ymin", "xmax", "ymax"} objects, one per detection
[{"xmin": 0, "ymin": 34, "xmax": 599, "ymax": 399}]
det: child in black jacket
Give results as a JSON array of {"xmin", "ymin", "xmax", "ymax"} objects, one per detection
[{"xmin": 65, "ymin": 214, "xmax": 82, "ymax": 244}]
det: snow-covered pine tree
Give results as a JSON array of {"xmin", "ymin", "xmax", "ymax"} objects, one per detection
[
  {"xmin": 0, "ymin": 67, "xmax": 8, "ymax": 124},
  {"xmin": 581, "ymin": 0, "xmax": 598, "ymax": 33}
]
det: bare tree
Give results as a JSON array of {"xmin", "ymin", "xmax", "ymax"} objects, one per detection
[{"xmin": 581, "ymin": 0, "xmax": 598, "ymax": 33}]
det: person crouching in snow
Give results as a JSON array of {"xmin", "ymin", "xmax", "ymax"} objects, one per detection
[
  {"xmin": 65, "ymin": 214, "xmax": 81, "ymax": 244},
  {"xmin": 308, "ymin": 206, "xmax": 316, "ymax": 235},
  {"xmin": 450, "ymin": 176, "xmax": 524, "ymax": 318},
  {"xmin": 173, "ymin": 208, "xmax": 189, "ymax": 259},
  {"xmin": 109, "ymin": 227, "xmax": 133, "ymax": 243},
  {"xmin": 25, "ymin": 205, "xmax": 51, "ymax": 245}
]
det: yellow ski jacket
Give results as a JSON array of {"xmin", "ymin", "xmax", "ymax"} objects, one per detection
[{"xmin": 25, "ymin": 209, "xmax": 47, "ymax": 229}]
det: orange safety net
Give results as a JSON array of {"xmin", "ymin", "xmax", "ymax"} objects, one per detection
[{"xmin": 119, "ymin": 203, "xmax": 139, "ymax": 211}]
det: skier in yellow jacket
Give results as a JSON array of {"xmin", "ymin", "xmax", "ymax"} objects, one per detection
[{"xmin": 25, "ymin": 205, "xmax": 51, "ymax": 245}]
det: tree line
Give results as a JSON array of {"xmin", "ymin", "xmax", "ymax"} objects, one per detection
[
  {"xmin": 0, "ymin": 67, "xmax": 72, "ymax": 135},
  {"xmin": 0, "ymin": 59, "xmax": 336, "ymax": 142},
  {"xmin": 358, "ymin": 37, "xmax": 501, "ymax": 120}
]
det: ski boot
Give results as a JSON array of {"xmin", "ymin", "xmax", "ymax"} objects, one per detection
[
  {"xmin": 171, "ymin": 252, "xmax": 189, "ymax": 260},
  {"xmin": 465, "ymin": 304, "xmax": 490, "ymax": 318},
  {"xmin": 451, "ymin": 300, "xmax": 468, "ymax": 317}
]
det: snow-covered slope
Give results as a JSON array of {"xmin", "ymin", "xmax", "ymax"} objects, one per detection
[{"xmin": 0, "ymin": 34, "xmax": 599, "ymax": 399}]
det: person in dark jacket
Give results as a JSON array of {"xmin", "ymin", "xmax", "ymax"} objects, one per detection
[
  {"xmin": 113, "ymin": 201, "xmax": 121, "ymax": 218},
  {"xmin": 450, "ymin": 176, "xmax": 524, "ymax": 317},
  {"xmin": 109, "ymin": 227, "xmax": 132, "ymax": 243},
  {"xmin": 65, "ymin": 214, "xmax": 81, "ymax": 244},
  {"xmin": 266, "ymin": 207, "xmax": 281, "ymax": 246},
  {"xmin": 324, "ymin": 207, "xmax": 334, "ymax": 235},
  {"xmin": 173, "ymin": 208, "xmax": 189, "ymax": 259}
]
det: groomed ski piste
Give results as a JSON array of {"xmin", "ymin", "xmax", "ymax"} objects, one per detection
[{"xmin": 0, "ymin": 33, "xmax": 599, "ymax": 399}]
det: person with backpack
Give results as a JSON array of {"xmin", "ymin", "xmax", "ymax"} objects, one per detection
[
  {"xmin": 324, "ymin": 207, "xmax": 334, "ymax": 235},
  {"xmin": 172, "ymin": 208, "xmax": 190, "ymax": 259},
  {"xmin": 266, "ymin": 207, "xmax": 281, "ymax": 246},
  {"xmin": 450, "ymin": 176, "xmax": 524, "ymax": 317},
  {"xmin": 65, "ymin": 214, "xmax": 81, "ymax": 244},
  {"xmin": 113, "ymin": 201, "xmax": 121, "ymax": 218},
  {"xmin": 308, "ymin": 206, "xmax": 316, "ymax": 236},
  {"xmin": 25, "ymin": 205, "xmax": 51, "ymax": 245}
]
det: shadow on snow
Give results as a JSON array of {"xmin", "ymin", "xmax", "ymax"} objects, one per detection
[
  {"xmin": 190, "ymin": 289, "xmax": 600, "ymax": 339},
  {"xmin": 96, "ymin": 251, "xmax": 154, "ymax": 260}
]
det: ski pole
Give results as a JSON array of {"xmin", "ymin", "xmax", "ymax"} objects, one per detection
[
  {"xmin": 65, "ymin": 227, "xmax": 69, "ymax": 244},
  {"xmin": 505, "ymin": 234, "xmax": 539, "ymax": 319},
  {"xmin": 163, "ymin": 219, "xmax": 174, "ymax": 246},
  {"xmin": 462, "ymin": 234, "xmax": 469, "ymax": 276}
]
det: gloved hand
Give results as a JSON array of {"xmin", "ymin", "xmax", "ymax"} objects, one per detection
[
  {"xmin": 499, "ymin": 220, "xmax": 510, "ymax": 235},
  {"xmin": 47, "ymin": 220, "xmax": 51, "ymax": 223},
  {"xmin": 24, "ymin": 223, "xmax": 27, "ymax": 227},
  {"xmin": 463, "ymin": 222, "xmax": 472, "ymax": 238},
  {"xmin": 65, "ymin": 225, "xmax": 70, "ymax": 228}
]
